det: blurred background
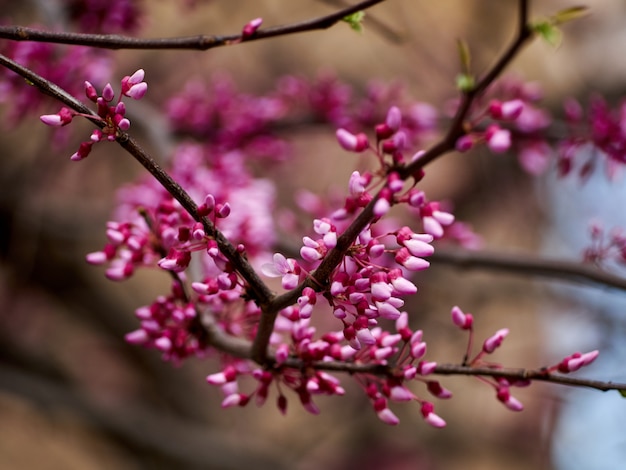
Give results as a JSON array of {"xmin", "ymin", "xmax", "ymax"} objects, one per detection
[{"xmin": 1, "ymin": 0, "xmax": 626, "ymax": 469}]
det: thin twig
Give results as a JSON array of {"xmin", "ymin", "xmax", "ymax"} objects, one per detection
[
  {"xmin": 0, "ymin": 0, "xmax": 386, "ymax": 50},
  {"xmin": 431, "ymin": 248, "xmax": 626, "ymax": 292},
  {"xmin": 399, "ymin": 0, "xmax": 533, "ymax": 177}
]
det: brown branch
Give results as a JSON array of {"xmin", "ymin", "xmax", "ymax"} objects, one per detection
[
  {"xmin": 0, "ymin": 0, "xmax": 386, "ymax": 50},
  {"xmin": 431, "ymin": 248, "xmax": 626, "ymax": 292}
]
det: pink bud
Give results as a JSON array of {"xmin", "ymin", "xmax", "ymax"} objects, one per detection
[
  {"xmin": 389, "ymin": 385, "xmax": 414, "ymax": 402},
  {"xmin": 40, "ymin": 107, "xmax": 73, "ymax": 127},
  {"xmin": 84, "ymin": 81, "xmax": 98, "ymax": 101},
  {"xmin": 336, "ymin": 128, "xmax": 369, "ymax": 152},
  {"xmin": 373, "ymin": 197, "xmax": 391, "ymax": 217},
  {"xmin": 455, "ymin": 134, "xmax": 474, "ymax": 152},
  {"xmin": 420, "ymin": 402, "xmax": 446, "ymax": 428},
  {"xmin": 490, "ymin": 99, "xmax": 524, "ymax": 120},
  {"xmin": 217, "ymin": 203, "xmax": 231, "ymax": 218},
  {"xmin": 125, "ymin": 329, "xmax": 148, "ymax": 345},
  {"xmin": 102, "ymin": 83, "xmax": 115, "ymax": 102},
  {"xmin": 485, "ymin": 124, "xmax": 511, "ymax": 153},
  {"xmin": 451, "ymin": 305, "xmax": 473, "ymax": 330},
  {"xmin": 426, "ymin": 380, "xmax": 453, "ymax": 399},
  {"xmin": 558, "ymin": 350, "xmax": 600, "ymax": 373},
  {"xmin": 242, "ymin": 17, "xmax": 263, "ymax": 39},
  {"xmin": 496, "ymin": 386, "xmax": 524, "ymax": 411},
  {"xmin": 127, "ymin": 69, "xmax": 145, "ymax": 85},
  {"xmin": 377, "ymin": 407, "xmax": 400, "ymax": 425},
  {"xmin": 483, "ymin": 328, "xmax": 509, "ymax": 353},
  {"xmin": 385, "ymin": 106, "xmax": 402, "ymax": 132},
  {"xmin": 127, "ymin": 82, "xmax": 148, "ymax": 100},
  {"xmin": 395, "ymin": 247, "xmax": 430, "ymax": 271}
]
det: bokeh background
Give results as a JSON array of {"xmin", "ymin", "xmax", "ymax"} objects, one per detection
[{"xmin": 1, "ymin": 1, "xmax": 626, "ymax": 469}]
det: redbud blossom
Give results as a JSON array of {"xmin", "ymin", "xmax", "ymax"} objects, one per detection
[
  {"xmin": 489, "ymin": 99, "xmax": 524, "ymax": 120},
  {"xmin": 420, "ymin": 402, "xmax": 446, "ymax": 428},
  {"xmin": 395, "ymin": 247, "xmax": 430, "ymax": 271},
  {"xmin": 121, "ymin": 69, "xmax": 148, "ymax": 99},
  {"xmin": 450, "ymin": 305, "xmax": 473, "ymax": 330},
  {"xmin": 482, "ymin": 328, "xmax": 509, "ymax": 353},
  {"xmin": 485, "ymin": 124, "xmax": 511, "ymax": 153},
  {"xmin": 241, "ymin": 17, "xmax": 263, "ymax": 39},
  {"xmin": 557, "ymin": 350, "xmax": 600, "ymax": 373},
  {"xmin": 455, "ymin": 134, "xmax": 474, "ymax": 152},
  {"xmin": 40, "ymin": 107, "xmax": 74, "ymax": 126},
  {"xmin": 496, "ymin": 386, "xmax": 524, "ymax": 412},
  {"xmin": 426, "ymin": 381, "xmax": 453, "ymax": 399},
  {"xmin": 389, "ymin": 385, "xmax": 414, "ymax": 402},
  {"xmin": 336, "ymin": 128, "xmax": 369, "ymax": 152}
]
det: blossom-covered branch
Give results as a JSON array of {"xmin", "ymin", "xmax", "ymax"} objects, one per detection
[
  {"xmin": 0, "ymin": 0, "xmax": 385, "ymax": 50},
  {"xmin": 0, "ymin": 52, "xmax": 275, "ymax": 308},
  {"xmin": 4, "ymin": 0, "xmax": 621, "ymax": 429}
]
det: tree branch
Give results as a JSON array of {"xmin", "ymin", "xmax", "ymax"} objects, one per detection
[
  {"xmin": 431, "ymin": 248, "xmax": 626, "ymax": 292},
  {"xmin": 0, "ymin": 0, "xmax": 386, "ymax": 50},
  {"xmin": 399, "ymin": 0, "xmax": 533, "ymax": 177}
]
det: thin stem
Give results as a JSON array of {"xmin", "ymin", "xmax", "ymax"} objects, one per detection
[
  {"xmin": 431, "ymin": 248, "xmax": 626, "ymax": 292},
  {"xmin": 399, "ymin": 0, "xmax": 533, "ymax": 178},
  {"xmin": 0, "ymin": 0, "xmax": 386, "ymax": 50}
]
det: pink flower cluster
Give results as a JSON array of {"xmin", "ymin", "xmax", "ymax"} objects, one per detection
[
  {"xmin": 40, "ymin": 69, "xmax": 147, "ymax": 160},
  {"xmin": 205, "ymin": 310, "xmax": 448, "ymax": 427}
]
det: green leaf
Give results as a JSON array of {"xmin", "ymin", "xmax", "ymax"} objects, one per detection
[
  {"xmin": 553, "ymin": 6, "xmax": 590, "ymax": 25},
  {"xmin": 456, "ymin": 73, "xmax": 475, "ymax": 92},
  {"xmin": 343, "ymin": 11, "xmax": 366, "ymax": 33},
  {"xmin": 619, "ymin": 389, "xmax": 626, "ymax": 398},
  {"xmin": 457, "ymin": 39, "xmax": 472, "ymax": 75},
  {"xmin": 532, "ymin": 21, "xmax": 563, "ymax": 48}
]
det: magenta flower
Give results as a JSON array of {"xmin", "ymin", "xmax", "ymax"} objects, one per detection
[{"xmin": 261, "ymin": 253, "xmax": 301, "ymax": 289}]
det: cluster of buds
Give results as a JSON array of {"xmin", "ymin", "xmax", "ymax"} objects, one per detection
[
  {"xmin": 40, "ymin": 69, "xmax": 147, "ymax": 160},
  {"xmin": 452, "ymin": 78, "xmax": 554, "ymax": 175},
  {"xmin": 125, "ymin": 282, "xmax": 210, "ymax": 363},
  {"xmin": 204, "ymin": 309, "xmax": 450, "ymax": 427}
]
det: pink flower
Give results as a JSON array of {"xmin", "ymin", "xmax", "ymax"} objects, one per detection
[
  {"xmin": 485, "ymin": 124, "xmax": 511, "ymax": 153},
  {"xmin": 121, "ymin": 69, "xmax": 148, "ymax": 99},
  {"xmin": 482, "ymin": 328, "xmax": 509, "ymax": 353},
  {"xmin": 557, "ymin": 350, "xmax": 600, "ymax": 373},
  {"xmin": 261, "ymin": 253, "xmax": 300, "ymax": 289},
  {"xmin": 420, "ymin": 402, "xmax": 446, "ymax": 428},
  {"xmin": 40, "ymin": 107, "xmax": 74, "ymax": 126},
  {"xmin": 336, "ymin": 128, "xmax": 369, "ymax": 152},
  {"xmin": 451, "ymin": 305, "xmax": 473, "ymax": 330},
  {"xmin": 496, "ymin": 385, "xmax": 524, "ymax": 411},
  {"xmin": 242, "ymin": 17, "xmax": 263, "ymax": 39},
  {"xmin": 489, "ymin": 99, "xmax": 524, "ymax": 120}
]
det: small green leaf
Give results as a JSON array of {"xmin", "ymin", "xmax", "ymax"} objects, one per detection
[
  {"xmin": 619, "ymin": 389, "xmax": 626, "ymax": 398},
  {"xmin": 343, "ymin": 11, "xmax": 366, "ymax": 33},
  {"xmin": 532, "ymin": 21, "xmax": 563, "ymax": 48},
  {"xmin": 457, "ymin": 39, "xmax": 472, "ymax": 75},
  {"xmin": 553, "ymin": 6, "xmax": 590, "ymax": 25},
  {"xmin": 456, "ymin": 73, "xmax": 475, "ymax": 92}
]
